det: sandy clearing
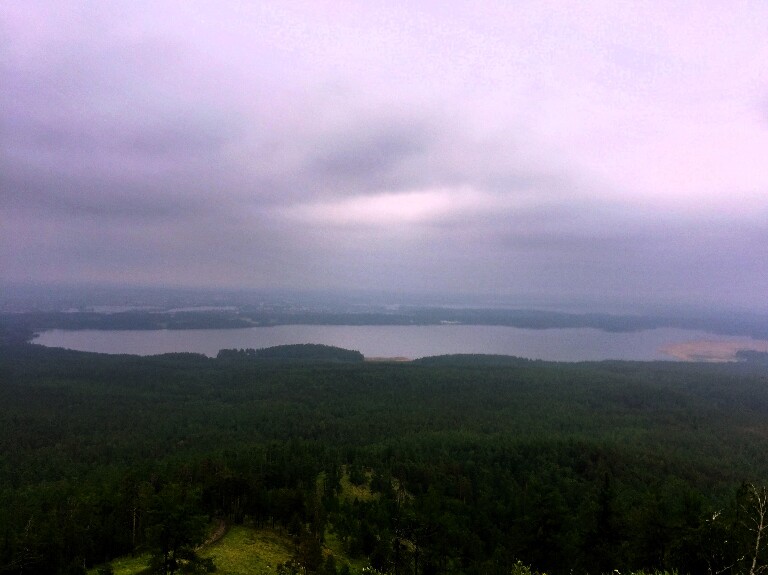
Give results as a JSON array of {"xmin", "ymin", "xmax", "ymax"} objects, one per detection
[{"xmin": 660, "ymin": 339, "xmax": 768, "ymax": 362}]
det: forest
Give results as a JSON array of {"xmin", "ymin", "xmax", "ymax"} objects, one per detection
[{"xmin": 2, "ymin": 340, "xmax": 768, "ymax": 574}]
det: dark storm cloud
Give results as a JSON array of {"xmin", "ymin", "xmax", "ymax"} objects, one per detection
[
  {"xmin": 9, "ymin": 114, "xmax": 233, "ymax": 158},
  {"xmin": 1, "ymin": 165, "xmax": 194, "ymax": 220},
  {"xmin": 236, "ymin": 114, "xmax": 447, "ymax": 205},
  {"xmin": 308, "ymin": 119, "xmax": 436, "ymax": 190}
]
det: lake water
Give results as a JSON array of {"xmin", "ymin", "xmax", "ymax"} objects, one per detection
[{"xmin": 30, "ymin": 325, "xmax": 761, "ymax": 361}]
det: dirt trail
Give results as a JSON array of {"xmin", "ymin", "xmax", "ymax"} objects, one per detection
[{"xmin": 198, "ymin": 519, "xmax": 227, "ymax": 549}]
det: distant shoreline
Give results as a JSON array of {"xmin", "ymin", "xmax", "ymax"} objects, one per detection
[
  {"xmin": 6, "ymin": 307, "xmax": 768, "ymax": 341},
  {"xmin": 660, "ymin": 339, "xmax": 768, "ymax": 362}
]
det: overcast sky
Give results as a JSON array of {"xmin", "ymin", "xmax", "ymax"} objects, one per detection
[{"xmin": 2, "ymin": 1, "xmax": 768, "ymax": 310}]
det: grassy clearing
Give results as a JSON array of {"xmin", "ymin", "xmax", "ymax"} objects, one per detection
[
  {"xmin": 200, "ymin": 525, "xmax": 294, "ymax": 575},
  {"xmin": 89, "ymin": 553, "xmax": 149, "ymax": 575},
  {"xmin": 323, "ymin": 530, "xmax": 366, "ymax": 573},
  {"xmin": 89, "ymin": 469, "xmax": 373, "ymax": 575},
  {"xmin": 88, "ymin": 525, "xmax": 295, "ymax": 575},
  {"xmin": 338, "ymin": 467, "xmax": 377, "ymax": 503}
]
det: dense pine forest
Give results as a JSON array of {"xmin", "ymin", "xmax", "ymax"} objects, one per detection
[{"xmin": 2, "ymin": 340, "xmax": 768, "ymax": 574}]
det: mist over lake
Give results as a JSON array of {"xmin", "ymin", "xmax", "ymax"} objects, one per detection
[{"xmin": 31, "ymin": 325, "xmax": 760, "ymax": 361}]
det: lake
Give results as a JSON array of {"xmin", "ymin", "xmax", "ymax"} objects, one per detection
[{"xmin": 30, "ymin": 325, "xmax": 765, "ymax": 361}]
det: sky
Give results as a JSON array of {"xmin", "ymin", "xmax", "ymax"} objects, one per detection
[{"xmin": 2, "ymin": 1, "xmax": 768, "ymax": 311}]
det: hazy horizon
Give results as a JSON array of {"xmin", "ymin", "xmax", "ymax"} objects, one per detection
[
  {"xmin": 3, "ymin": 2, "xmax": 768, "ymax": 311},
  {"xmin": 4, "ymin": 281, "xmax": 767, "ymax": 318}
]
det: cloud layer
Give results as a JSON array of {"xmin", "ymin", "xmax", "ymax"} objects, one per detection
[{"xmin": 2, "ymin": 1, "xmax": 768, "ymax": 309}]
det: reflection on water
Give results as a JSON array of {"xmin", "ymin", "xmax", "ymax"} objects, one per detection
[{"xmin": 32, "ymin": 325, "xmax": 765, "ymax": 361}]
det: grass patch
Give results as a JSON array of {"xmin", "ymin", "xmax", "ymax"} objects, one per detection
[
  {"xmin": 339, "ymin": 467, "xmax": 377, "ymax": 503},
  {"xmin": 89, "ymin": 526, "xmax": 295, "ymax": 575},
  {"xmin": 89, "ymin": 553, "xmax": 149, "ymax": 575},
  {"xmin": 323, "ymin": 531, "xmax": 366, "ymax": 573},
  {"xmin": 200, "ymin": 525, "xmax": 294, "ymax": 575}
]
